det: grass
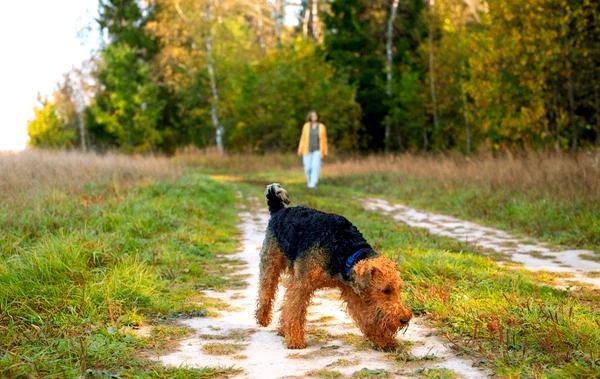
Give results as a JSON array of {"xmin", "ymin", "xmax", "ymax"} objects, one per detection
[
  {"xmin": 326, "ymin": 358, "xmax": 360, "ymax": 367},
  {"xmin": 326, "ymin": 173, "xmax": 600, "ymax": 251},
  {"xmin": 306, "ymin": 368, "xmax": 343, "ymax": 378},
  {"xmin": 415, "ymin": 368, "xmax": 457, "ymax": 379},
  {"xmin": 142, "ymin": 324, "xmax": 194, "ymax": 353},
  {"xmin": 197, "ymin": 328, "xmax": 255, "ymax": 342},
  {"xmin": 0, "ymin": 156, "xmax": 241, "ymax": 378},
  {"xmin": 385, "ymin": 342, "xmax": 437, "ymax": 364},
  {"xmin": 3, "ymin": 149, "xmax": 600, "ymax": 378},
  {"xmin": 201, "ymin": 343, "xmax": 247, "ymax": 356},
  {"xmin": 0, "ymin": 149, "xmax": 178, "ymax": 207},
  {"xmin": 351, "ymin": 368, "xmax": 390, "ymax": 378}
]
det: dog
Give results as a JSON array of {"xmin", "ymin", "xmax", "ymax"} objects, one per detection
[{"xmin": 255, "ymin": 183, "xmax": 412, "ymax": 349}]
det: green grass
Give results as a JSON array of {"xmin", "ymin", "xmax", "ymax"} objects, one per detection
[
  {"xmin": 201, "ymin": 342, "xmax": 247, "ymax": 356},
  {"xmin": 325, "ymin": 173, "xmax": 600, "ymax": 251},
  {"xmin": 3, "ymin": 158, "xmax": 599, "ymax": 378},
  {"xmin": 351, "ymin": 368, "xmax": 390, "ymax": 378},
  {"xmin": 306, "ymin": 368, "xmax": 343, "ymax": 378},
  {"xmin": 415, "ymin": 368, "xmax": 457, "ymax": 379},
  {"xmin": 233, "ymin": 179, "xmax": 600, "ymax": 378},
  {"xmin": 0, "ymin": 174, "xmax": 241, "ymax": 378}
]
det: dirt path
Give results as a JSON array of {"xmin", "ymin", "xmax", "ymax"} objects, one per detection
[
  {"xmin": 363, "ymin": 198, "xmax": 600, "ymax": 289},
  {"xmin": 159, "ymin": 209, "xmax": 489, "ymax": 378}
]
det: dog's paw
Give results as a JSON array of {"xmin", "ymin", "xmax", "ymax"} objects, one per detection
[
  {"xmin": 285, "ymin": 340, "xmax": 307, "ymax": 349},
  {"xmin": 255, "ymin": 308, "xmax": 272, "ymax": 327}
]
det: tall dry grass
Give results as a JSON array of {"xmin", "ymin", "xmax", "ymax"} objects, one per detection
[
  {"xmin": 176, "ymin": 148, "xmax": 600, "ymax": 202},
  {"xmin": 174, "ymin": 147, "xmax": 299, "ymax": 171},
  {"xmin": 0, "ymin": 149, "xmax": 179, "ymax": 205},
  {"xmin": 323, "ymin": 151, "xmax": 600, "ymax": 202}
]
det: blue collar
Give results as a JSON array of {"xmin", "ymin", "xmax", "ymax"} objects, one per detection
[{"xmin": 342, "ymin": 248, "xmax": 372, "ymax": 281}]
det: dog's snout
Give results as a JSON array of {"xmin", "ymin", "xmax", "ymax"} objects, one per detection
[{"xmin": 399, "ymin": 309, "xmax": 413, "ymax": 325}]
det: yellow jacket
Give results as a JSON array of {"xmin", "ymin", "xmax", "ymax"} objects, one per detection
[{"xmin": 297, "ymin": 122, "xmax": 328, "ymax": 157}]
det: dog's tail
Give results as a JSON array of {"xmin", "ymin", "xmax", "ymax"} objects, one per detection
[{"xmin": 265, "ymin": 183, "xmax": 290, "ymax": 214}]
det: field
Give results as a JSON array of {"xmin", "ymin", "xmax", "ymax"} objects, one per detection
[{"xmin": 1, "ymin": 150, "xmax": 599, "ymax": 378}]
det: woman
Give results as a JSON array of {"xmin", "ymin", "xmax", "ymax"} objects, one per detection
[{"xmin": 297, "ymin": 110, "xmax": 328, "ymax": 189}]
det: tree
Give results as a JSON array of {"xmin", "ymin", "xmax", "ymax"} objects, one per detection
[
  {"xmin": 384, "ymin": 0, "xmax": 400, "ymax": 152},
  {"xmin": 89, "ymin": 44, "xmax": 164, "ymax": 152},
  {"xmin": 450, "ymin": 0, "xmax": 598, "ymax": 150},
  {"xmin": 27, "ymin": 69, "xmax": 93, "ymax": 150},
  {"xmin": 323, "ymin": 0, "xmax": 426, "ymax": 151},
  {"xmin": 323, "ymin": 0, "xmax": 389, "ymax": 150},
  {"xmin": 223, "ymin": 40, "xmax": 361, "ymax": 152},
  {"xmin": 77, "ymin": 0, "xmax": 599, "ymax": 154},
  {"xmin": 89, "ymin": 0, "xmax": 166, "ymax": 152},
  {"xmin": 28, "ymin": 95, "xmax": 77, "ymax": 149}
]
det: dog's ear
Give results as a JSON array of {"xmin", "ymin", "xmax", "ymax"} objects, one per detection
[
  {"xmin": 350, "ymin": 261, "xmax": 376, "ymax": 294},
  {"xmin": 276, "ymin": 186, "xmax": 290, "ymax": 204}
]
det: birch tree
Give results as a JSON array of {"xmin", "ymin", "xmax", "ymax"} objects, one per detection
[
  {"xmin": 174, "ymin": 0, "xmax": 224, "ymax": 152},
  {"xmin": 302, "ymin": 0, "xmax": 320, "ymax": 41},
  {"xmin": 274, "ymin": 0, "xmax": 286, "ymax": 46},
  {"xmin": 384, "ymin": 0, "xmax": 400, "ymax": 152},
  {"xmin": 427, "ymin": 0, "xmax": 439, "ymax": 147},
  {"xmin": 203, "ymin": 1, "xmax": 224, "ymax": 152}
]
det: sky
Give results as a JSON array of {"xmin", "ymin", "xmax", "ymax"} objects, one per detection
[
  {"xmin": 0, "ymin": 1, "xmax": 300, "ymax": 152},
  {"xmin": 0, "ymin": 0, "xmax": 100, "ymax": 151}
]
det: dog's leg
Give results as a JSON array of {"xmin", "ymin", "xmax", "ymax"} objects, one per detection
[
  {"xmin": 280, "ymin": 279, "xmax": 313, "ymax": 349},
  {"xmin": 256, "ymin": 234, "xmax": 286, "ymax": 327}
]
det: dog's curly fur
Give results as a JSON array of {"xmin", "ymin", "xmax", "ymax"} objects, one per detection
[{"xmin": 256, "ymin": 183, "xmax": 412, "ymax": 349}]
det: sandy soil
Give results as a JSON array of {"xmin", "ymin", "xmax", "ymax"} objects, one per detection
[
  {"xmin": 158, "ymin": 210, "xmax": 490, "ymax": 378},
  {"xmin": 363, "ymin": 198, "xmax": 600, "ymax": 289}
]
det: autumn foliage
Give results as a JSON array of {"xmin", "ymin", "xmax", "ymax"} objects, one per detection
[{"xmin": 28, "ymin": 0, "xmax": 600, "ymax": 153}]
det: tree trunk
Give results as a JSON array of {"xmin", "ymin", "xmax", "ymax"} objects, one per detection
[
  {"xmin": 311, "ymin": 0, "xmax": 319, "ymax": 40},
  {"xmin": 303, "ymin": 0, "xmax": 319, "ymax": 40},
  {"xmin": 566, "ymin": 62, "xmax": 576, "ymax": 150},
  {"xmin": 428, "ymin": 0, "xmax": 439, "ymax": 149},
  {"xmin": 385, "ymin": 0, "xmax": 400, "ymax": 153},
  {"xmin": 595, "ymin": 82, "xmax": 600, "ymax": 145},
  {"xmin": 461, "ymin": 81, "xmax": 470, "ymax": 155},
  {"xmin": 205, "ymin": 0, "xmax": 224, "ymax": 153},
  {"xmin": 78, "ymin": 111, "xmax": 87, "ymax": 151},
  {"xmin": 255, "ymin": 1, "xmax": 266, "ymax": 51},
  {"xmin": 302, "ymin": 3, "xmax": 310, "ymax": 37},
  {"xmin": 275, "ymin": 0, "xmax": 285, "ymax": 46}
]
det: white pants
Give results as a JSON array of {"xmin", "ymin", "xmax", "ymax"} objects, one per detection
[{"xmin": 302, "ymin": 150, "xmax": 321, "ymax": 188}]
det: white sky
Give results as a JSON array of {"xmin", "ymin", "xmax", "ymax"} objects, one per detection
[
  {"xmin": 0, "ymin": 1, "xmax": 99, "ymax": 151},
  {"xmin": 0, "ymin": 1, "xmax": 300, "ymax": 152}
]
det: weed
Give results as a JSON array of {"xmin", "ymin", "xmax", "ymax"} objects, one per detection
[
  {"xmin": 142, "ymin": 324, "xmax": 193, "ymax": 353},
  {"xmin": 340, "ymin": 333, "xmax": 372, "ymax": 351},
  {"xmin": 351, "ymin": 368, "xmax": 390, "ymax": 378},
  {"xmin": 201, "ymin": 343, "xmax": 247, "ymax": 356},
  {"xmin": 580, "ymin": 253, "xmax": 600, "ymax": 263},
  {"xmin": 198, "ymin": 328, "xmax": 255, "ymax": 342},
  {"xmin": 415, "ymin": 368, "xmax": 457, "ymax": 379},
  {"xmin": 306, "ymin": 368, "xmax": 343, "ymax": 378},
  {"xmin": 326, "ymin": 358, "xmax": 360, "ymax": 367}
]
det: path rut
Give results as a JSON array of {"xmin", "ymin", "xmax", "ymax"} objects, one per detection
[
  {"xmin": 158, "ymin": 209, "xmax": 489, "ymax": 378},
  {"xmin": 363, "ymin": 198, "xmax": 600, "ymax": 289}
]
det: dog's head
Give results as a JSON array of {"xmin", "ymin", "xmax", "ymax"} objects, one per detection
[{"xmin": 349, "ymin": 256, "xmax": 412, "ymax": 349}]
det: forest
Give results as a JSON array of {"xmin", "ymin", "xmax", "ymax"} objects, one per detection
[{"xmin": 27, "ymin": 0, "xmax": 600, "ymax": 154}]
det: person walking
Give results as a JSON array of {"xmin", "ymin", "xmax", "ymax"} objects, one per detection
[{"xmin": 297, "ymin": 110, "xmax": 328, "ymax": 189}]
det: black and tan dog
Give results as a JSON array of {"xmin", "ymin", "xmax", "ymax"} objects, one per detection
[{"xmin": 255, "ymin": 183, "xmax": 412, "ymax": 349}]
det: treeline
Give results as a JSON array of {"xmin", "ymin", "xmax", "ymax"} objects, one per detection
[{"xmin": 28, "ymin": 0, "xmax": 600, "ymax": 154}]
